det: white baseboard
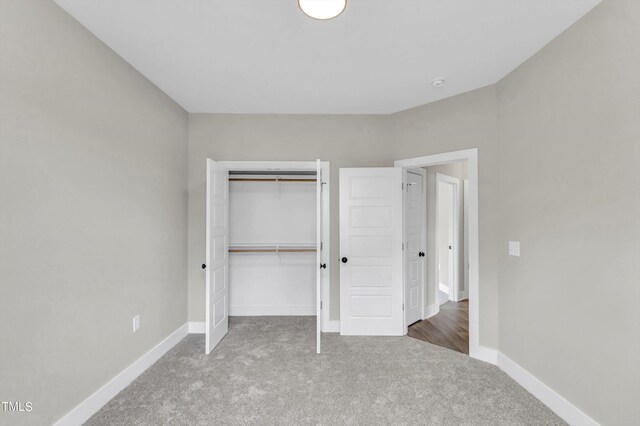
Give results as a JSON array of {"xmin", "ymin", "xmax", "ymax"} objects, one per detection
[
  {"xmin": 230, "ymin": 305, "xmax": 315, "ymax": 316},
  {"xmin": 423, "ymin": 303, "xmax": 439, "ymax": 320},
  {"xmin": 188, "ymin": 321, "xmax": 205, "ymax": 334},
  {"xmin": 497, "ymin": 353, "xmax": 599, "ymax": 426},
  {"xmin": 53, "ymin": 323, "xmax": 188, "ymax": 426},
  {"xmin": 192, "ymin": 317, "xmax": 336, "ymax": 333},
  {"xmin": 470, "ymin": 345, "xmax": 498, "ymax": 365},
  {"xmin": 188, "ymin": 320, "xmax": 340, "ymax": 334},
  {"xmin": 323, "ymin": 320, "xmax": 340, "ymax": 333},
  {"xmin": 438, "ymin": 290, "xmax": 450, "ymax": 305}
]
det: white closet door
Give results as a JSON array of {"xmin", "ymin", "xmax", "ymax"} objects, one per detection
[
  {"xmin": 205, "ymin": 159, "xmax": 229, "ymax": 354},
  {"xmin": 316, "ymin": 159, "xmax": 323, "ymax": 354},
  {"xmin": 339, "ymin": 167, "xmax": 404, "ymax": 336}
]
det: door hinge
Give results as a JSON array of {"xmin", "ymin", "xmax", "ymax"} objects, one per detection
[
  {"xmin": 320, "ymin": 242, "xmax": 323, "ymax": 250},
  {"xmin": 402, "ymin": 242, "xmax": 404, "ymax": 250},
  {"xmin": 402, "ymin": 303, "xmax": 405, "ymax": 311},
  {"xmin": 320, "ymin": 301, "xmax": 323, "ymax": 310},
  {"xmin": 402, "ymin": 182, "xmax": 404, "ymax": 190}
]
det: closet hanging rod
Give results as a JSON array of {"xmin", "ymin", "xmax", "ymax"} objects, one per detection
[
  {"xmin": 229, "ymin": 248, "xmax": 316, "ymax": 253},
  {"xmin": 228, "ymin": 178, "xmax": 317, "ymax": 183},
  {"xmin": 228, "ymin": 244, "xmax": 317, "ymax": 253}
]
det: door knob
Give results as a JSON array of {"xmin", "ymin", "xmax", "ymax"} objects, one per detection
[
  {"xmin": 320, "ymin": 263, "xmax": 327, "ymax": 269},
  {"xmin": 419, "ymin": 252, "xmax": 425, "ymax": 257},
  {"xmin": 202, "ymin": 264, "xmax": 207, "ymax": 269},
  {"xmin": 341, "ymin": 257, "xmax": 348, "ymax": 263}
]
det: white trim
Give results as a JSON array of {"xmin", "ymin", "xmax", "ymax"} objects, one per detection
[
  {"xmin": 497, "ymin": 353, "xmax": 599, "ymax": 426},
  {"xmin": 435, "ymin": 172, "xmax": 461, "ymax": 303},
  {"xmin": 194, "ymin": 316, "xmax": 339, "ymax": 333},
  {"xmin": 323, "ymin": 320, "xmax": 340, "ymax": 333},
  {"xmin": 53, "ymin": 324, "xmax": 188, "ymax": 426},
  {"xmin": 188, "ymin": 321, "xmax": 205, "ymax": 333},
  {"xmin": 423, "ymin": 302, "xmax": 439, "ymax": 320},
  {"xmin": 395, "ymin": 149, "xmax": 478, "ymax": 169},
  {"xmin": 463, "ymin": 179, "xmax": 470, "ymax": 300},
  {"xmin": 471, "ymin": 345, "xmax": 498, "ymax": 365},
  {"xmin": 230, "ymin": 305, "xmax": 315, "ymax": 316},
  {"xmin": 218, "ymin": 160, "xmax": 318, "ymax": 172},
  {"xmin": 395, "ymin": 148, "xmax": 482, "ymax": 360}
]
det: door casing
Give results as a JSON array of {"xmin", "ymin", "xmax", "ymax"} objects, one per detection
[{"xmin": 394, "ymin": 149, "xmax": 488, "ymax": 363}]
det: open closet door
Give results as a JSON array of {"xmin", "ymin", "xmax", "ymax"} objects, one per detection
[
  {"xmin": 316, "ymin": 159, "xmax": 323, "ymax": 354},
  {"xmin": 404, "ymin": 168, "xmax": 426, "ymax": 329},
  {"xmin": 205, "ymin": 159, "xmax": 229, "ymax": 354},
  {"xmin": 339, "ymin": 167, "xmax": 404, "ymax": 336}
]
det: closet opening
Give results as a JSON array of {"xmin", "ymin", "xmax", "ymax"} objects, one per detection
[{"xmin": 205, "ymin": 160, "xmax": 330, "ymax": 355}]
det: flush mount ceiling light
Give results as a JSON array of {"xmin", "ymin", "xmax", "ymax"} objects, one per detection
[{"xmin": 298, "ymin": 0, "xmax": 347, "ymax": 20}]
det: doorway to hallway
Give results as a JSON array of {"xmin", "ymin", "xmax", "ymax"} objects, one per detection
[{"xmin": 396, "ymin": 151, "xmax": 472, "ymax": 356}]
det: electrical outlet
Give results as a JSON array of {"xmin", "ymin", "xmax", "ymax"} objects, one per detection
[
  {"xmin": 508, "ymin": 241, "xmax": 520, "ymax": 257},
  {"xmin": 132, "ymin": 315, "xmax": 140, "ymax": 332}
]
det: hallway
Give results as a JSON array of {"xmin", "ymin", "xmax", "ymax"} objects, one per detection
[{"xmin": 408, "ymin": 300, "xmax": 469, "ymax": 354}]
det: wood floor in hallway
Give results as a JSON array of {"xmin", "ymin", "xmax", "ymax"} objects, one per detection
[{"xmin": 408, "ymin": 300, "xmax": 469, "ymax": 354}]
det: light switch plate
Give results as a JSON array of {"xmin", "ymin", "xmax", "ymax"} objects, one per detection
[
  {"xmin": 508, "ymin": 241, "xmax": 520, "ymax": 257},
  {"xmin": 133, "ymin": 315, "xmax": 140, "ymax": 332}
]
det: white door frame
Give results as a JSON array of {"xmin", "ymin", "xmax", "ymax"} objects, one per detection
[
  {"xmin": 217, "ymin": 161, "xmax": 331, "ymax": 334},
  {"xmin": 463, "ymin": 179, "xmax": 469, "ymax": 300},
  {"xmin": 435, "ymin": 172, "xmax": 461, "ymax": 303},
  {"xmin": 394, "ymin": 149, "xmax": 483, "ymax": 360},
  {"xmin": 403, "ymin": 169, "xmax": 426, "ymax": 329}
]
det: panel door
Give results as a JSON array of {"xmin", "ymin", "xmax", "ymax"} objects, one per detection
[
  {"xmin": 339, "ymin": 167, "xmax": 404, "ymax": 336},
  {"xmin": 205, "ymin": 159, "xmax": 229, "ymax": 354},
  {"xmin": 404, "ymin": 169, "xmax": 425, "ymax": 328},
  {"xmin": 316, "ymin": 159, "xmax": 322, "ymax": 353}
]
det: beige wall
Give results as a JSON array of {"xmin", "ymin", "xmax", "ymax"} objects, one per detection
[
  {"xmin": 496, "ymin": 0, "xmax": 640, "ymax": 424},
  {"xmin": 188, "ymin": 114, "xmax": 393, "ymax": 322},
  {"xmin": 390, "ymin": 86, "xmax": 500, "ymax": 349},
  {"xmin": 0, "ymin": 2, "xmax": 188, "ymax": 425}
]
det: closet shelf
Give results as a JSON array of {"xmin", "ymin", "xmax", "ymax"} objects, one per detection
[{"xmin": 228, "ymin": 243, "xmax": 317, "ymax": 253}]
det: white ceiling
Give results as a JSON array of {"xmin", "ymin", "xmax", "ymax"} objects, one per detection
[{"xmin": 54, "ymin": 0, "xmax": 600, "ymax": 114}]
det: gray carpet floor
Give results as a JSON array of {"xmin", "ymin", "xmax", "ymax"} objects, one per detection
[{"xmin": 87, "ymin": 317, "xmax": 564, "ymax": 425}]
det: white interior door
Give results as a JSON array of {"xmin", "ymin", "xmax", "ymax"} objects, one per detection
[
  {"xmin": 205, "ymin": 159, "xmax": 229, "ymax": 354},
  {"xmin": 404, "ymin": 169, "xmax": 425, "ymax": 328},
  {"xmin": 339, "ymin": 167, "xmax": 404, "ymax": 336},
  {"xmin": 316, "ymin": 159, "xmax": 323, "ymax": 354}
]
